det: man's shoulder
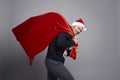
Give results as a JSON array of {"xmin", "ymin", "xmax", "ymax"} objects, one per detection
[{"xmin": 58, "ymin": 32, "xmax": 72, "ymax": 37}]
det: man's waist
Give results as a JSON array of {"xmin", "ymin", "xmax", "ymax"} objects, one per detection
[{"xmin": 46, "ymin": 57, "xmax": 65, "ymax": 63}]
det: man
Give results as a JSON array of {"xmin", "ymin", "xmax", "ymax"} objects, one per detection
[
  {"xmin": 12, "ymin": 12, "xmax": 87, "ymax": 80},
  {"xmin": 45, "ymin": 18, "xmax": 87, "ymax": 80}
]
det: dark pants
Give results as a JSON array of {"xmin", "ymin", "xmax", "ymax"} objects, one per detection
[{"xmin": 45, "ymin": 58, "xmax": 74, "ymax": 80}]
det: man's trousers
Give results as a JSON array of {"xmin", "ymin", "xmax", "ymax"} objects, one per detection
[{"xmin": 45, "ymin": 58, "xmax": 74, "ymax": 80}]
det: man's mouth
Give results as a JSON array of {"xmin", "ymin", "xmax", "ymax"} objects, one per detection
[{"xmin": 76, "ymin": 32, "xmax": 80, "ymax": 35}]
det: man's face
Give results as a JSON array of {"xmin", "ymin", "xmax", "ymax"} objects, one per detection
[{"xmin": 72, "ymin": 26, "xmax": 83, "ymax": 35}]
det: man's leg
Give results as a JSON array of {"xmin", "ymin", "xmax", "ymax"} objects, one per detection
[
  {"xmin": 47, "ymin": 71, "xmax": 57, "ymax": 80},
  {"xmin": 45, "ymin": 59, "xmax": 74, "ymax": 80}
]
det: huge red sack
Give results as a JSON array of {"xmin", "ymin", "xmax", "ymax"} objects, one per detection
[{"xmin": 12, "ymin": 12, "xmax": 77, "ymax": 65}]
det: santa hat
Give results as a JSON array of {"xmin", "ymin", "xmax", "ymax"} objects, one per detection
[{"xmin": 71, "ymin": 18, "xmax": 87, "ymax": 32}]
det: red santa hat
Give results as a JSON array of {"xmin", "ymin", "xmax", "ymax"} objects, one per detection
[{"xmin": 71, "ymin": 18, "xmax": 87, "ymax": 32}]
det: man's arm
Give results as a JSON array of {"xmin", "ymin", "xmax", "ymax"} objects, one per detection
[{"xmin": 56, "ymin": 32, "xmax": 75, "ymax": 48}]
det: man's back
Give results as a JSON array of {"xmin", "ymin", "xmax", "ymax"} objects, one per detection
[{"xmin": 46, "ymin": 32, "xmax": 75, "ymax": 63}]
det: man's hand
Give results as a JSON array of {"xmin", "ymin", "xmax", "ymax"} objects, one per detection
[
  {"xmin": 72, "ymin": 36, "xmax": 78, "ymax": 44},
  {"xmin": 75, "ymin": 46, "xmax": 79, "ymax": 53}
]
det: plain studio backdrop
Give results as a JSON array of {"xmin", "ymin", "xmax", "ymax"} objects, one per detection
[{"xmin": 0, "ymin": 0, "xmax": 120, "ymax": 80}]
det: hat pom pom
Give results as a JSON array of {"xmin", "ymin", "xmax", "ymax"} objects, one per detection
[{"xmin": 83, "ymin": 28, "xmax": 87, "ymax": 32}]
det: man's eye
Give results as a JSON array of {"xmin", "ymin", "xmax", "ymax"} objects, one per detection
[{"xmin": 78, "ymin": 28, "xmax": 81, "ymax": 30}]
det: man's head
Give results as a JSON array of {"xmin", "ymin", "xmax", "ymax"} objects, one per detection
[{"xmin": 71, "ymin": 18, "xmax": 87, "ymax": 35}]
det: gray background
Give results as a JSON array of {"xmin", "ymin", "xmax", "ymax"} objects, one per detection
[{"xmin": 0, "ymin": 0, "xmax": 120, "ymax": 80}]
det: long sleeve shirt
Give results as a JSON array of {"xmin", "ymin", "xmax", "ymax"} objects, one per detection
[{"xmin": 46, "ymin": 32, "xmax": 75, "ymax": 63}]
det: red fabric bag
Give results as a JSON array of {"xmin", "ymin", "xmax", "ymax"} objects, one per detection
[{"xmin": 12, "ymin": 12, "xmax": 78, "ymax": 65}]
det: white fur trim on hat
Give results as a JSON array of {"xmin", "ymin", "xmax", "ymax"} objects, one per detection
[{"xmin": 71, "ymin": 22, "xmax": 85, "ymax": 28}]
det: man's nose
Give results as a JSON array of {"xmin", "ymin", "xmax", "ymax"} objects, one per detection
[{"xmin": 78, "ymin": 30, "xmax": 81, "ymax": 33}]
